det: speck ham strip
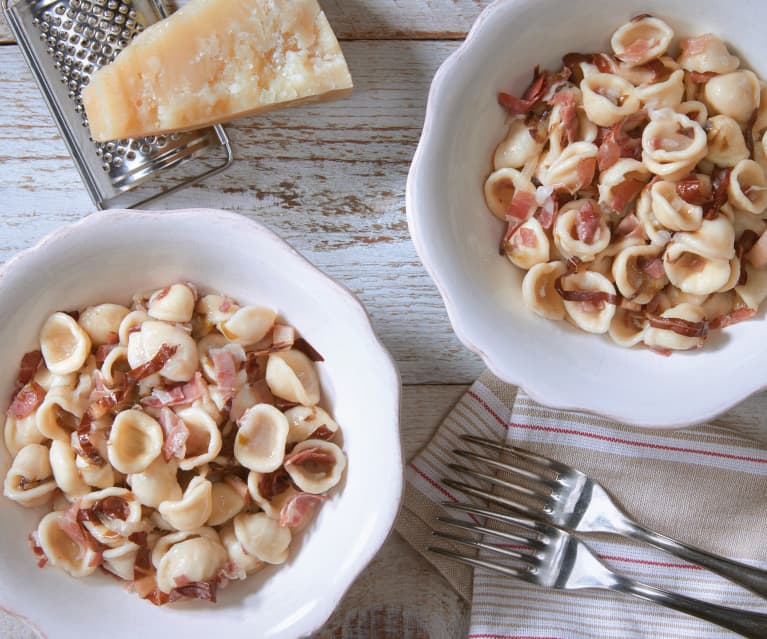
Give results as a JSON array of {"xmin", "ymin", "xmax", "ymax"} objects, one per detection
[
  {"xmin": 8, "ymin": 381, "xmax": 45, "ymax": 419},
  {"xmin": 75, "ymin": 413, "xmax": 105, "ymax": 465},
  {"xmin": 293, "ymin": 338, "xmax": 324, "ymax": 362},
  {"xmin": 159, "ymin": 407, "xmax": 188, "ymax": 462},
  {"xmin": 126, "ymin": 344, "xmax": 178, "ymax": 382},
  {"xmin": 676, "ymin": 174, "xmax": 709, "ymax": 205},
  {"xmin": 279, "ymin": 493, "xmax": 328, "ymax": 528},
  {"xmin": 258, "ymin": 467, "xmax": 293, "ymax": 500},
  {"xmin": 646, "ymin": 315, "xmax": 708, "ymax": 338},
  {"xmin": 17, "ymin": 350, "xmax": 42, "ymax": 385},
  {"xmin": 710, "ymin": 307, "xmax": 757, "ymax": 329},
  {"xmin": 554, "ymin": 274, "xmax": 621, "ymax": 307},
  {"xmin": 168, "ymin": 579, "xmax": 217, "ymax": 603}
]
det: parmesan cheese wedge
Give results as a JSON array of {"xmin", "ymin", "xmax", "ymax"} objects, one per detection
[{"xmin": 82, "ymin": 0, "xmax": 353, "ymax": 141}]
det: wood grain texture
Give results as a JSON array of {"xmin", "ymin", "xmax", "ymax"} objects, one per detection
[
  {"xmin": 0, "ymin": 0, "xmax": 490, "ymax": 44},
  {"xmin": 315, "ymin": 384, "xmax": 470, "ymax": 639},
  {"xmin": 0, "ymin": 40, "xmax": 485, "ymax": 384}
]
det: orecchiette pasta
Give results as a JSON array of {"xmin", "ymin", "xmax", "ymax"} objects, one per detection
[
  {"xmin": 3, "ymin": 283, "xmax": 345, "ymax": 604},
  {"xmin": 487, "ymin": 16, "xmax": 767, "ymax": 352}
]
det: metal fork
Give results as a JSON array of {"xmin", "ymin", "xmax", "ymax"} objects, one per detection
[
  {"xmin": 429, "ymin": 503, "xmax": 767, "ymax": 638},
  {"xmin": 444, "ymin": 435, "xmax": 767, "ymax": 598}
]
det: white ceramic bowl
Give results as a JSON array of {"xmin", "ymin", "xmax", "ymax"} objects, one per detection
[
  {"xmin": 0, "ymin": 209, "xmax": 402, "ymax": 638},
  {"xmin": 407, "ymin": 0, "xmax": 767, "ymax": 428}
]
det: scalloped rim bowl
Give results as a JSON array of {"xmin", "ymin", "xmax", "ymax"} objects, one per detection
[
  {"xmin": 0, "ymin": 209, "xmax": 402, "ymax": 638},
  {"xmin": 407, "ymin": 0, "xmax": 767, "ymax": 428}
]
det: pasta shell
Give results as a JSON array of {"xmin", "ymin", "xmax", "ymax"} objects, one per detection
[
  {"xmin": 553, "ymin": 199, "xmax": 610, "ymax": 262},
  {"xmin": 265, "ymin": 349, "xmax": 320, "ymax": 406},
  {"xmin": 151, "ymin": 527, "xmax": 219, "ymax": 569},
  {"xmin": 521, "ymin": 261, "xmax": 567, "ymax": 321},
  {"xmin": 4, "ymin": 412, "xmax": 44, "ymax": 456},
  {"xmin": 156, "ymin": 536, "xmax": 227, "ymax": 594},
  {"xmin": 483, "ymin": 168, "xmax": 536, "ymax": 221},
  {"xmin": 611, "ymin": 244, "xmax": 666, "ymax": 304},
  {"xmin": 206, "ymin": 481, "xmax": 247, "ymax": 526},
  {"xmin": 609, "ymin": 307, "xmax": 647, "ymax": 348},
  {"xmin": 560, "ymin": 271, "xmax": 617, "ymax": 334},
  {"xmin": 704, "ymin": 70, "xmax": 760, "ymax": 123},
  {"xmin": 102, "ymin": 541, "xmax": 139, "ymax": 581},
  {"xmin": 537, "ymin": 142, "xmax": 599, "ymax": 194},
  {"xmin": 36, "ymin": 384, "xmax": 82, "ymax": 442},
  {"xmin": 35, "ymin": 511, "xmax": 100, "ymax": 577},
  {"xmin": 644, "ymin": 303, "xmax": 707, "ymax": 350},
  {"xmin": 79, "ymin": 487, "xmax": 144, "ymax": 546},
  {"xmin": 284, "ymin": 405, "xmax": 339, "ymax": 444},
  {"xmin": 233, "ymin": 512, "xmax": 291, "ymax": 565},
  {"xmin": 285, "ymin": 439, "xmax": 347, "ymax": 494},
  {"xmin": 581, "ymin": 74, "xmax": 640, "ymax": 126},
  {"xmin": 219, "ymin": 305, "xmax": 277, "ymax": 346},
  {"xmin": 219, "ymin": 521, "xmax": 263, "ymax": 576},
  {"xmin": 100, "ymin": 346, "xmax": 129, "ymax": 387},
  {"xmin": 504, "ymin": 217, "xmax": 550, "ymax": 270},
  {"xmin": 675, "ymin": 100, "xmax": 708, "ymax": 126},
  {"xmin": 635, "ymin": 186, "xmax": 672, "ymax": 247},
  {"xmin": 117, "ymin": 310, "xmax": 150, "ymax": 345},
  {"xmin": 234, "ymin": 404, "xmax": 289, "ymax": 473},
  {"xmin": 176, "ymin": 405, "xmax": 222, "ymax": 470},
  {"xmin": 650, "ymin": 180, "xmax": 703, "ymax": 231},
  {"xmin": 247, "ymin": 471, "xmax": 298, "ymax": 520},
  {"xmin": 494, "ymin": 117, "xmax": 544, "ymax": 169},
  {"xmin": 736, "ymin": 265, "xmax": 767, "ymax": 309},
  {"xmin": 3, "ymin": 443, "xmax": 56, "ymax": 507},
  {"xmin": 196, "ymin": 294, "xmax": 239, "ymax": 324},
  {"xmin": 728, "ymin": 159, "xmax": 767, "ymax": 215},
  {"xmin": 49, "ymin": 439, "xmax": 89, "ymax": 498},
  {"xmin": 147, "ymin": 284, "xmax": 196, "ymax": 323},
  {"xmin": 642, "ymin": 109, "xmax": 707, "ymax": 180},
  {"xmin": 663, "ymin": 243, "xmax": 731, "ymax": 296},
  {"xmin": 637, "ymin": 69, "xmax": 684, "ymax": 109},
  {"xmin": 107, "ymin": 409, "xmax": 163, "ymax": 474},
  {"xmin": 76, "ymin": 453, "xmax": 115, "ymax": 489},
  {"xmin": 40, "ymin": 312, "xmax": 92, "ymax": 376},
  {"xmin": 598, "ymin": 158, "xmax": 650, "ymax": 212},
  {"xmin": 128, "ymin": 320, "xmax": 198, "ymax": 383},
  {"xmin": 128, "ymin": 457, "xmax": 182, "ymax": 508},
  {"xmin": 674, "ymin": 216, "xmax": 735, "ymax": 261},
  {"xmin": 32, "ymin": 366, "xmax": 76, "ymax": 393},
  {"xmin": 611, "ymin": 15, "xmax": 673, "ymax": 67},
  {"xmin": 678, "ymin": 34, "xmax": 739, "ymax": 74},
  {"xmin": 158, "ymin": 475, "xmax": 213, "ymax": 531},
  {"xmin": 78, "ymin": 304, "xmax": 130, "ymax": 346},
  {"xmin": 706, "ymin": 115, "xmax": 749, "ymax": 167}
]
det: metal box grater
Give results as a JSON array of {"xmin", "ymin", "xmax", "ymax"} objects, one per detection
[{"xmin": 2, "ymin": 0, "xmax": 233, "ymax": 209}]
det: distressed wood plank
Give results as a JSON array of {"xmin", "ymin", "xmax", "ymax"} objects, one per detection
[
  {"xmin": 0, "ymin": 0, "xmax": 489, "ymax": 44},
  {"xmin": 0, "ymin": 41, "xmax": 485, "ymax": 384},
  {"xmin": 316, "ymin": 383, "xmax": 470, "ymax": 639}
]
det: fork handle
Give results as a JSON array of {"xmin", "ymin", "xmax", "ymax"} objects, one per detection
[
  {"xmin": 611, "ymin": 575, "xmax": 767, "ymax": 639},
  {"xmin": 621, "ymin": 520, "xmax": 767, "ymax": 599}
]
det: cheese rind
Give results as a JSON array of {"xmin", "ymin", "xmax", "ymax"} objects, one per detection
[{"xmin": 82, "ymin": 0, "xmax": 353, "ymax": 141}]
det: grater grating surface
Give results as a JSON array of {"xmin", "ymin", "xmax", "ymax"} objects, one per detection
[{"xmin": 3, "ymin": 0, "xmax": 233, "ymax": 208}]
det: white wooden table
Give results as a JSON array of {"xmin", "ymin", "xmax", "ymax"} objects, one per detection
[{"xmin": 0, "ymin": 1, "xmax": 492, "ymax": 636}]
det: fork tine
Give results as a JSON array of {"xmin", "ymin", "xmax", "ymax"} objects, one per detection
[
  {"xmin": 427, "ymin": 546, "xmax": 532, "ymax": 582},
  {"xmin": 443, "ymin": 478, "xmax": 542, "ymax": 517},
  {"xmin": 431, "ymin": 530, "xmax": 539, "ymax": 566},
  {"xmin": 460, "ymin": 434, "xmax": 572, "ymax": 474},
  {"xmin": 453, "ymin": 448, "xmax": 559, "ymax": 486},
  {"xmin": 437, "ymin": 516, "xmax": 543, "ymax": 550},
  {"xmin": 442, "ymin": 501, "xmax": 552, "ymax": 536},
  {"xmin": 447, "ymin": 463, "xmax": 550, "ymax": 500}
]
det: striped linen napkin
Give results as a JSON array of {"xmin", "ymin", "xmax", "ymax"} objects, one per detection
[{"xmin": 395, "ymin": 371, "xmax": 767, "ymax": 639}]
